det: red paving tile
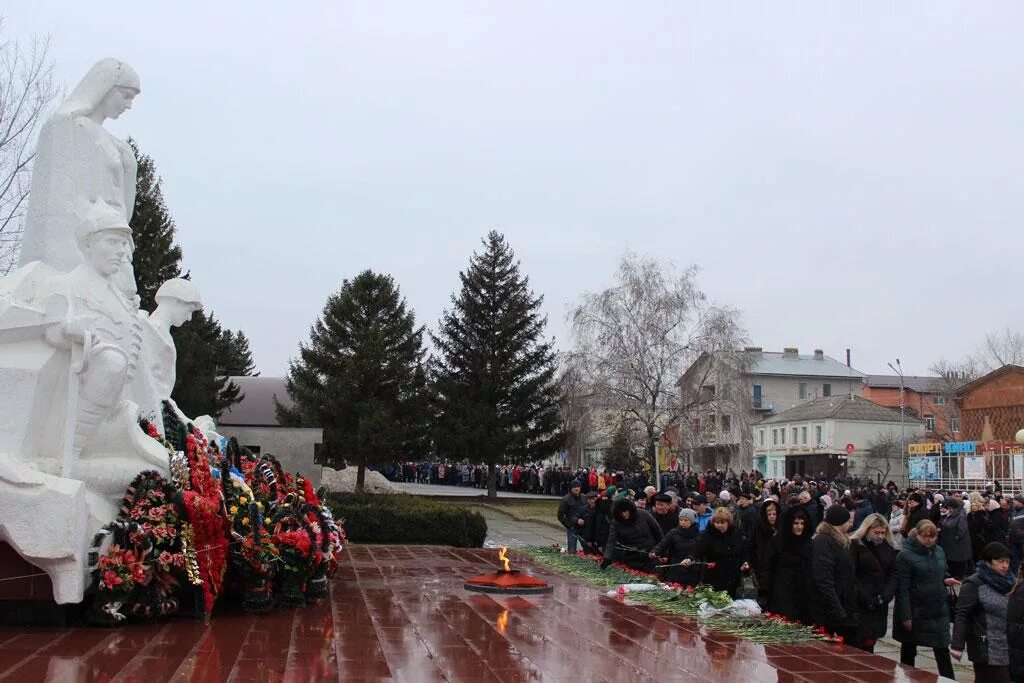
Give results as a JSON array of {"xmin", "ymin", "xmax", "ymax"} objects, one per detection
[{"xmin": 0, "ymin": 546, "xmax": 943, "ymax": 682}]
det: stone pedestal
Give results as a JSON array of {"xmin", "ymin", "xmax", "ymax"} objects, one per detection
[{"xmin": 0, "ymin": 542, "xmax": 84, "ymax": 626}]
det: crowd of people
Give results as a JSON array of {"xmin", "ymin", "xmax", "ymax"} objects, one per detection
[{"xmin": 557, "ymin": 473, "xmax": 1024, "ymax": 682}]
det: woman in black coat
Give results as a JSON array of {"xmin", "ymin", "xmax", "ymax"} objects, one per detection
[
  {"xmin": 760, "ymin": 506, "xmax": 813, "ymax": 624},
  {"xmin": 650, "ymin": 508, "xmax": 702, "ymax": 586},
  {"xmin": 691, "ymin": 507, "xmax": 749, "ymax": 596},
  {"xmin": 751, "ymin": 499, "xmax": 780, "ymax": 584},
  {"xmin": 901, "ymin": 492, "xmax": 929, "ymax": 539},
  {"xmin": 849, "ymin": 513, "xmax": 898, "ymax": 653},
  {"xmin": 601, "ymin": 498, "xmax": 663, "ymax": 571},
  {"xmin": 810, "ymin": 504, "xmax": 858, "ymax": 644}
]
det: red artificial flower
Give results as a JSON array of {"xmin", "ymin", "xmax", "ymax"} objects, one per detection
[{"xmin": 102, "ymin": 570, "xmax": 123, "ymax": 589}]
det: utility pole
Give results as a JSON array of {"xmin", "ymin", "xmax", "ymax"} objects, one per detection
[{"xmin": 887, "ymin": 359, "xmax": 906, "ymax": 486}]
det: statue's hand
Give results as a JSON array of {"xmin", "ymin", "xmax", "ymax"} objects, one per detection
[{"xmin": 63, "ymin": 315, "xmax": 98, "ymax": 345}]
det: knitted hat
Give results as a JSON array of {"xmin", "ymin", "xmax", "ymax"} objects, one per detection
[
  {"xmin": 604, "ymin": 485, "xmax": 617, "ymax": 499},
  {"xmin": 719, "ymin": 490, "xmax": 732, "ymax": 503},
  {"xmin": 824, "ymin": 504, "xmax": 851, "ymax": 527},
  {"xmin": 570, "ymin": 480, "xmax": 582, "ymax": 489},
  {"xmin": 678, "ymin": 508, "xmax": 698, "ymax": 523},
  {"xmin": 644, "ymin": 486, "xmax": 657, "ymax": 495},
  {"xmin": 988, "ymin": 499, "xmax": 1001, "ymax": 512}
]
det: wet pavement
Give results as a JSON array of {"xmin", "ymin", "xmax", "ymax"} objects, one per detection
[
  {"xmin": 0, "ymin": 546, "xmax": 947, "ymax": 682},
  {"xmin": 477, "ymin": 506, "xmax": 564, "ymax": 548}
]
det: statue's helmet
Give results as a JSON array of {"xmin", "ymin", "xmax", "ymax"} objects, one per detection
[
  {"xmin": 155, "ymin": 278, "xmax": 202, "ymax": 308},
  {"xmin": 76, "ymin": 200, "xmax": 131, "ymax": 248}
]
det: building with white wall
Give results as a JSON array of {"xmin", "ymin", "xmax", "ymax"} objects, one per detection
[{"xmin": 752, "ymin": 394, "xmax": 924, "ymax": 483}]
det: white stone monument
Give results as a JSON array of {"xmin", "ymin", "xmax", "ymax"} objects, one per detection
[{"xmin": 0, "ymin": 59, "xmax": 189, "ymax": 604}]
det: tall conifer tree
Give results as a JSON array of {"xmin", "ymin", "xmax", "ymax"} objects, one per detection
[
  {"xmin": 129, "ymin": 139, "xmax": 182, "ymax": 311},
  {"xmin": 278, "ymin": 270, "xmax": 430, "ymax": 491},
  {"xmin": 431, "ymin": 231, "xmax": 563, "ymax": 498}
]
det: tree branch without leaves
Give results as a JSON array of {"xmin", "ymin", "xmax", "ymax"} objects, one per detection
[{"xmin": 0, "ymin": 20, "xmax": 59, "ymax": 274}]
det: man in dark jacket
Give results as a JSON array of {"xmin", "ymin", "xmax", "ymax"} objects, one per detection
[
  {"xmin": 940, "ymin": 498, "xmax": 972, "ymax": 580},
  {"xmin": 809, "ymin": 505, "xmax": 858, "ymax": 643},
  {"xmin": 852, "ymin": 491, "xmax": 874, "ymax": 530},
  {"xmin": 557, "ymin": 480, "xmax": 586, "ymax": 552},
  {"xmin": 601, "ymin": 498, "xmax": 663, "ymax": 571},
  {"xmin": 650, "ymin": 493, "xmax": 678, "ymax": 536}
]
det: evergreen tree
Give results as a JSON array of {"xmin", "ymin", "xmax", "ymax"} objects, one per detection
[
  {"xmin": 171, "ymin": 310, "xmax": 251, "ymax": 419},
  {"xmin": 278, "ymin": 270, "xmax": 430, "ymax": 491},
  {"xmin": 128, "ymin": 139, "xmax": 183, "ymax": 311},
  {"xmin": 602, "ymin": 420, "xmax": 644, "ymax": 472},
  {"xmin": 431, "ymin": 231, "xmax": 564, "ymax": 498}
]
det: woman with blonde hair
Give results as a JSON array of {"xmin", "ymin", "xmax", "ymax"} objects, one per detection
[
  {"xmin": 894, "ymin": 519, "xmax": 958, "ymax": 679},
  {"xmin": 692, "ymin": 507, "xmax": 748, "ymax": 596},
  {"xmin": 850, "ymin": 513, "xmax": 898, "ymax": 652}
]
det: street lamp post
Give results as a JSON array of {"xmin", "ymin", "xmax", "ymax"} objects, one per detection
[{"xmin": 887, "ymin": 359, "xmax": 906, "ymax": 486}]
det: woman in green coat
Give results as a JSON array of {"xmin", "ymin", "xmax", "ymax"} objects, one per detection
[{"xmin": 893, "ymin": 519, "xmax": 958, "ymax": 680}]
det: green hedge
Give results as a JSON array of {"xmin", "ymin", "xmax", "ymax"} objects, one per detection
[{"xmin": 324, "ymin": 493, "xmax": 487, "ymax": 547}]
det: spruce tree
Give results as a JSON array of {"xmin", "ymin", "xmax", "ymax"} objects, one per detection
[
  {"xmin": 431, "ymin": 231, "xmax": 564, "ymax": 498},
  {"xmin": 278, "ymin": 270, "xmax": 430, "ymax": 491},
  {"xmin": 128, "ymin": 139, "xmax": 183, "ymax": 311},
  {"xmin": 171, "ymin": 310, "xmax": 249, "ymax": 419}
]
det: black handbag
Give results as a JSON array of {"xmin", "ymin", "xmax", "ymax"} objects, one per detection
[{"xmin": 947, "ymin": 583, "xmax": 960, "ymax": 623}]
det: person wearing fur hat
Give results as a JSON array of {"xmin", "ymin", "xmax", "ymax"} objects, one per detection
[
  {"xmin": 809, "ymin": 504, "xmax": 858, "ymax": 644},
  {"xmin": 601, "ymin": 498, "xmax": 663, "ymax": 572},
  {"xmin": 650, "ymin": 508, "xmax": 702, "ymax": 587},
  {"xmin": 650, "ymin": 493, "xmax": 678, "ymax": 537},
  {"xmin": 760, "ymin": 505, "xmax": 813, "ymax": 624}
]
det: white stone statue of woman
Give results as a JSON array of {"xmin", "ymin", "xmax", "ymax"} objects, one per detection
[{"xmin": 18, "ymin": 58, "xmax": 140, "ymax": 302}]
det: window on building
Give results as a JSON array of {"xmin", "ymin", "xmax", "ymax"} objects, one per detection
[
  {"xmin": 815, "ymin": 425, "xmax": 822, "ymax": 445},
  {"xmin": 773, "ymin": 429, "xmax": 778, "ymax": 445},
  {"xmin": 690, "ymin": 419, "xmax": 700, "ymax": 434},
  {"xmin": 924, "ymin": 414, "xmax": 936, "ymax": 432},
  {"xmin": 781, "ymin": 429, "xmax": 786, "ymax": 445},
  {"xmin": 933, "ymin": 394, "xmax": 946, "ymax": 405},
  {"xmin": 792, "ymin": 427, "xmax": 798, "ymax": 444},
  {"xmin": 721, "ymin": 415, "xmax": 731, "ymax": 433},
  {"xmin": 801, "ymin": 426, "xmax": 808, "ymax": 444},
  {"xmin": 702, "ymin": 384, "xmax": 716, "ymax": 399},
  {"xmin": 759, "ymin": 429, "xmax": 765, "ymax": 446},
  {"xmin": 707, "ymin": 414, "xmax": 716, "ymax": 435},
  {"xmin": 951, "ymin": 416, "xmax": 960, "ymax": 433},
  {"xmin": 798, "ymin": 382, "xmax": 807, "ymax": 399},
  {"xmin": 753, "ymin": 384, "xmax": 762, "ymax": 408},
  {"xmin": 822, "ymin": 383, "xmax": 832, "ymax": 397}
]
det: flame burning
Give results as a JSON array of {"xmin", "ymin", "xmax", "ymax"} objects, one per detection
[
  {"xmin": 497, "ymin": 609, "xmax": 509, "ymax": 634},
  {"xmin": 498, "ymin": 546, "xmax": 510, "ymax": 572}
]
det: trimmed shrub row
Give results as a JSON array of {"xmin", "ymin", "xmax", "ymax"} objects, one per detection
[{"xmin": 324, "ymin": 493, "xmax": 487, "ymax": 548}]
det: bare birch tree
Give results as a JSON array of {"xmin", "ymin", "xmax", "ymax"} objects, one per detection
[
  {"xmin": 568, "ymin": 252, "xmax": 746, "ymax": 473},
  {"xmin": 0, "ymin": 23, "xmax": 58, "ymax": 273}
]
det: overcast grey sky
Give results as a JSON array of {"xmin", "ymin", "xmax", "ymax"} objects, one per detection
[{"xmin": 6, "ymin": 2, "xmax": 1022, "ymax": 378}]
